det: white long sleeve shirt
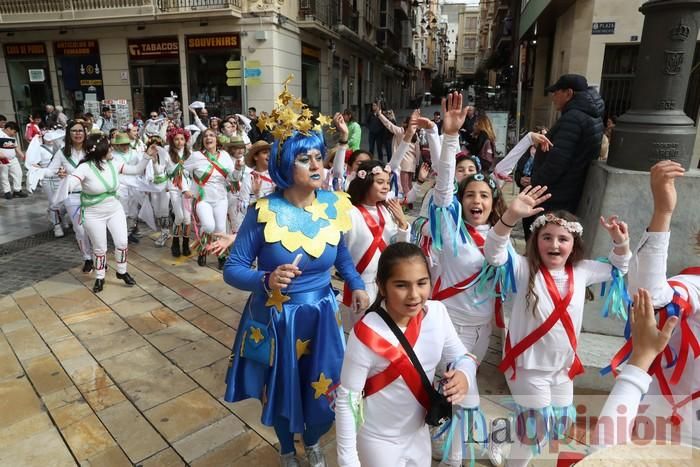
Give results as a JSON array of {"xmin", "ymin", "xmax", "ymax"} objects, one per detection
[
  {"xmin": 155, "ymin": 146, "xmax": 191, "ymax": 193},
  {"xmin": 344, "ymin": 204, "xmax": 411, "ymax": 303},
  {"xmin": 184, "ymin": 150, "xmax": 235, "ymax": 202},
  {"xmin": 335, "ymin": 300, "xmax": 478, "ymax": 467},
  {"xmin": 484, "ymin": 228, "xmax": 631, "ymax": 373},
  {"xmin": 627, "ymin": 231, "xmax": 700, "ymax": 445}
]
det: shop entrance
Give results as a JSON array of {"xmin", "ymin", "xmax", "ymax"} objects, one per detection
[
  {"xmin": 127, "ymin": 37, "xmax": 181, "ymax": 118},
  {"xmin": 3, "ymin": 43, "xmax": 54, "ymax": 125}
]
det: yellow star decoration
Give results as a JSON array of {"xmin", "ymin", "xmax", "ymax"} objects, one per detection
[
  {"xmin": 265, "ymin": 289, "xmax": 290, "ymax": 312},
  {"xmin": 304, "ymin": 200, "xmax": 329, "ymax": 222},
  {"xmin": 271, "ymin": 125, "xmax": 290, "ymax": 142},
  {"xmin": 291, "ymin": 97, "xmax": 304, "ymax": 111},
  {"xmin": 317, "ymin": 113, "xmax": 333, "ymax": 127},
  {"xmin": 256, "ymin": 115, "xmax": 271, "ymax": 133},
  {"xmin": 311, "ymin": 372, "xmax": 333, "ymax": 399},
  {"xmin": 295, "ymin": 118, "xmax": 313, "ymax": 133},
  {"xmin": 312, "ymin": 124, "xmax": 323, "ymax": 133},
  {"xmin": 250, "ymin": 327, "xmax": 264, "ymax": 344},
  {"xmin": 301, "ymin": 108, "xmax": 314, "ymax": 119},
  {"xmin": 256, "ymin": 192, "xmax": 353, "ymax": 258},
  {"xmin": 296, "ymin": 338, "xmax": 311, "ymax": 360},
  {"xmin": 336, "ymin": 310, "xmax": 342, "ymax": 327}
]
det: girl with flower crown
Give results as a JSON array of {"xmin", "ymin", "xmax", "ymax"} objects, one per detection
[
  {"xmin": 154, "ymin": 127, "xmax": 193, "ymax": 257},
  {"xmin": 55, "ymin": 133, "xmax": 159, "ymax": 293},
  {"xmin": 483, "ymin": 183, "xmax": 631, "ymax": 466},
  {"xmin": 343, "ymin": 159, "xmax": 411, "ymax": 324}
]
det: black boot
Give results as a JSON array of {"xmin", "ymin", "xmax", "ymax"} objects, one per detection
[
  {"xmin": 171, "ymin": 236, "xmax": 181, "ymax": 257},
  {"xmin": 197, "ymin": 254, "xmax": 207, "ymax": 267},
  {"xmin": 182, "ymin": 237, "xmax": 191, "ymax": 256},
  {"xmin": 83, "ymin": 259, "xmax": 94, "ymax": 273},
  {"xmin": 217, "ymin": 255, "xmax": 227, "ymax": 270},
  {"xmin": 116, "ymin": 272, "xmax": 136, "ymax": 286},
  {"xmin": 92, "ymin": 279, "xmax": 104, "ymax": 293}
]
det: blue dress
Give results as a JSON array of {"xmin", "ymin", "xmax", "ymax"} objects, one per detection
[{"xmin": 223, "ymin": 190, "xmax": 365, "ymax": 433}]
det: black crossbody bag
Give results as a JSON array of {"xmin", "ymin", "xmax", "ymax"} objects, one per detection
[{"xmin": 372, "ymin": 307, "xmax": 453, "ymax": 426}]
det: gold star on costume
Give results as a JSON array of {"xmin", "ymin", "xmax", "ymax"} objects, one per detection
[
  {"xmin": 256, "ymin": 115, "xmax": 271, "ymax": 133},
  {"xmin": 295, "ymin": 118, "xmax": 314, "ymax": 133},
  {"xmin": 296, "ymin": 338, "xmax": 311, "ymax": 360},
  {"xmin": 266, "ymin": 289, "xmax": 290, "ymax": 312},
  {"xmin": 312, "ymin": 124, "xmax": 323, "ymax": 133},
  {"xmin": 256, "ymin": 191, "xmax": 353, "ymax": 258},
  {"xmin": 250, "ymin": 327, "xmax": 265, "ymax": 344},
  {"xmin": 291, "ymin": 97, "xmax": 304, "ymax": 111},
  {"xmin": 304, "ymin": 200, "xmax": 329, "ymax": 222},
  {"xmin": 271, "ymin": 125, "xmax": 290, "ymax": 142},
  {"xmin": 336, "ymin": 310, "xmax": 342, "ymax": 327},
  {"xmin": 301, "ymin": 108, "xmax": 314, "ymax": 119},
  {"xmin": 317, "ymin": 113, "xmax": 333, "ymax": 127},
  {"xmin": 311, "ymin": 372, "xmax": 333, "ymax": 399}
]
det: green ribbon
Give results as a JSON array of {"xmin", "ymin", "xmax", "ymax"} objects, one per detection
[{"xmin": 79, "ymin": 160, "xmax": 118, "ymax": 222}]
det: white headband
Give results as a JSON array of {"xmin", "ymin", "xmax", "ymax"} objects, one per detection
[{"xmin": 530, "ymin": 213, "xmax": 583, "ymax": 236}]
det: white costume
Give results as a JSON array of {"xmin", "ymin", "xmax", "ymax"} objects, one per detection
[
  {"xmin": 47, "ymin": 147, "xmax": 93, "ymax": 260},
  {"xmin": 111, "ymin": 147, "xmax": 144, "ymax": 220},
  {"xmin": 344, "ymin": 203, "xmax": 410, "ymax": 321},
  {"xmin": 335, "ymin": 300, "xmax": 479, "ymax": 467},
  {"xmin": 429, "ymin": 133, "xmax": 500, "ymax": 362},
  {"xmin": 155, "ymin": 146, "xmax": 192, "ymax": 227},
  {"xmin": 237, "ymin": 168, "xmax": 275, "ymax": 214},
  {"xmin": 65, "ymin": 158, "xmax": 151, "ymax": 279},
  {"xmin": 25, "ymin": 134, "xmax": 65, "ymax": 231},
  {"xmin": 184, "ymin": 150, "xmax": 235, "ymax": 248},
  {"xmin": 627, "ymin": 231, "xmax": 700, "ymax": 446},
  {"xmin": 227, "ymin": 154, "xmax": 251, "ymax": 235},
  {"xmin": 0, "ymin": 129, "xmax": 23, "ymax": 194},
  {"xmin": 484, "ymin": 227, "xmax": 630, "ymax": 465}
]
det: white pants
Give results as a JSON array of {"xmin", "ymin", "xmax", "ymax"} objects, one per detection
[
  {"xmin": 83, "ymin": 199, "xmax": 129, "ymax": 280},
  {"xmin": 505, "ymin": 368, "xmax": 574, "ymax": 467},
  {"xmin": 358, "ymin": 425, "xmax": 431, "ymax": 467},
  {"xmin": 0, "ymin": 158, "xmax": 23, "ymax": 193},
  {"xmin": 118, "ymin": 185, "xmax": 140, "ymax": 218},
  {"xmin": 196, "ymin": 197, "xmax": 228, "ymax": 234},
  {"xmin": 64, "ymin": 192, "xmax": 92, "ymax": 260},
  {"xmin": 43, "ymin": 177, "xmax": 62, "ymax": 225},
  {"xmin": 453, "ymin": 321, "xmax": 493, "ymax": 363},
  {"xmin": 152, "ymin": 191, "xmax": 170, "ymax": 219},
  {"xmin": 170, "ymin": 190, "xmax": 191, "ymax": 226}
]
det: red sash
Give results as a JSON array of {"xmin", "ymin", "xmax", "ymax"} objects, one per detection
[
  {"xmin": 253, "ymin": 171, "xmax": 274, "ymax": 184},
  {"xmin": 353, "ymin": 311, "xmax": 430, "ymax": 409},
  {"xmin": 556, "ymin": 452, "xmax": 586, "ymax": 467},
  {"xmin": 430, "ymin": 223, "xmax": 505, "ymax": 328},
  {"xmin": 343, "ymin": 205, "xmax": 387, "ymax": 306},
  {"xmin": 499, "ymin": 264, "xmax": 583, "ymax": 380}
]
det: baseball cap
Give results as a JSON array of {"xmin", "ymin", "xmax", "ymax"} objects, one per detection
[{"xmin": 545, "ymin": 74, "xmax": 588, "ymax": 93}]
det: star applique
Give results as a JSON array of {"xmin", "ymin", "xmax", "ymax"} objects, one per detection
[
  {"xmin": 317, "ymin": 113, "xmax": 332, "ymax": 127},
  {"xmin": 265, "ymin": 289, "xmax": 290, "ymax": 312},
  {"xmin": 311, "ymin": 372, "xmax": 333, "ymax": 399},
  {"xmin": 296, "ymin": 338, "xmax": 311, "ymax": 360},
  {"xmin": 335, "ymin": 310, "xmax": 342, "ymax": 327},
  {"xmin": 295, "ymin": 118, "xmax": 313, "ymax": 133},
  {"xmin": 249, "ymin": 327, "xmax": 264, "ymax": 344},
  {"xmin": 304, "ymin": 201, "xmax": 329, "ymax": 222}
]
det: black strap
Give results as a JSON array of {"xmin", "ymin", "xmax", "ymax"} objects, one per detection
[{"xmin": 372, "ymin": 307, "xmax": 440, "ymax": 400}]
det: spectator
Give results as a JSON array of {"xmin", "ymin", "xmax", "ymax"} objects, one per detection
[
  {"xmin": 82, "ymin": 113, "xmax": 95, "ymax": 133},
  {"xmin": 433, "ymin": 111, "xmax": 442, "ymax": 135},
  {"xmin": 470, "ymin": 115, "xmax": 497, "ymax": 171},
  {"xmin": 94, "ymin": 106, "xmax": 115, "ymax": 133},
  {"xmin": 365, "ymin": 101, "xmax": 386, "ymax": 161},
  {"xmin": 44, "ymin": 104, "xmax": 57, "ymax": 128},
  {"xmin": 25, "ymin": 114, "xmax": 43, "ymax": 143},
  {"xmin": 0, "ymin": 121, "xmax": 28, "ymax": 199},
  {"xmin": 246, "ymin": 106, "xmax": 262, "ymax": 143},
  {"xmin": 0, "ymin": 115, "xmax": 6, "ymax": 129},
  {"xmin": 342, "ymin": 108, "xmax": 361, "ymax": 151},
  {"xmin": 459, "ymin": 105, "xmax": 477, "ymax": 148},
  {"xmin": 530, "ymin": 73, "xmax": 604, "ymax": 215},
  {"xmin": 55, "ymin": 105, "xmax": 68, "ymax": 128}
]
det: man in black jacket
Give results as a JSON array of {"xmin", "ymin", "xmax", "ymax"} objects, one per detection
[{"xmin": 527, "ymin": 74, "xmax": 604, "ymax": 237}]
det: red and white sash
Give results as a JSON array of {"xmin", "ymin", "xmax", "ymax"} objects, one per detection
[{"xmin": 343, "ymin": 205, "xmax": 387, "ymax": 306}]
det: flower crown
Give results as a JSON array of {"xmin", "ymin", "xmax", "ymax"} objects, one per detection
[
  {"xmin": 357, "ymin": 165, "xmax": 391, "ymax": 180},
  {"xmin": 167, "ymin": 127, "xmax": 191, "ymax": 143},
  {"xmin": 530, "ymin": 213, "xmax": 583, "ymax": 236},
  {"xmin": 87, "ymin": 133, "xmax": 109, "ymax": 154},
  {"xmin": 469, "ymin": 172, "xmax": 499, "ymax": 198},
  {"xmin": 257, "ymin": 75, "xmax": 335, "ymax": 146}
]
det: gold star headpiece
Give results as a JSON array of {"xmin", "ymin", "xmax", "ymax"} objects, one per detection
[{"xmin": 257, "ymin": 75, "xmax": 335, "ymax": 146}]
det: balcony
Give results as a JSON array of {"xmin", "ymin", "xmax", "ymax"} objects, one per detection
[
  {"xmin": 0, "ymin": 0, "xmax": 242, "ymax": 27},
  {"xmin": 298, "ymin": 0, "xmax": 340, "ymax": 37},
  {"xmin": 337, "ymin": 0, "xmax": 359, "ymax": 36}
]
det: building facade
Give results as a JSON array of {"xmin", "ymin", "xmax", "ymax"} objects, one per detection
[
  {"xmin": 0, "ymin": 0, "xmax": 432, "ymax": 126},
  {"xmin": 516, "ymin": 0, "xmax": 700, "ymax": 165},
  {"xmin": 455, "ymin": 5, "xmax": 480, "ymax": 80}
]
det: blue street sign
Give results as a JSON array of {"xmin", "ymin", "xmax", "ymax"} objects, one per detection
[{"xmin": 244, "ymin": 68, "xmax": 262, "ymax": 78}]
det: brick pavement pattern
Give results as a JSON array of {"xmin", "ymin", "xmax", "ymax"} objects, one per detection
[{"xmin": 1, "ymin": 227, "xmax": 589, "ymax": 466}]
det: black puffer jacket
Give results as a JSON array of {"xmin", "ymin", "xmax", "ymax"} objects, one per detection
[{"xmin": 531, "ymin": 88, "xmax": 604, "ymax": 213}]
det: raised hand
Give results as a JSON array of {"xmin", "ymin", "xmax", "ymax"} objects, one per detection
[
  {"xmin": 530, "ymin": 132, "xmax": 553, "ymax": 152},
  {"xmin": 650, "ymin": 160, "xmax": 684, "ymax": 215},
  {"xmin": 506, "ymin": 185, "xmax": 551, "ymax": 220},
  {"xmin": 333, "ymin": 112, "xmax": 348, "ymax": 140},
  {"xmin": 385, "ymin": 198, "xmax": 408, "ymax": 230},
  {"xmin": 417, "ymin": 162, "xmax": 431, "ymax": 183},
  {"xmin": 440, "ymin": 92, "xmax": 469, "ymax": 136},
  {"xmin": 628, "ymin": 289, "xmax": 678, "ymax": 371},
  {"xmin": 599, "ymin": 215, "xmax": 629, "ymax": 245},
  {"xmin": 415, "ymin": 116, "xmax": 435, "ymax": 130},
  {"xmin": 251, "ymin": 172, "xmax": 262, "ymax": 196}
]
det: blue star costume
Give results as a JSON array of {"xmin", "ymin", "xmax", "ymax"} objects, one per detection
[{"xmin": 223, "ymin": 189, "xmax": 365, "ymax": 434}]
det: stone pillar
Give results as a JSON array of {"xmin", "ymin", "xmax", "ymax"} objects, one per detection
[{"xmin": 607, "ymin": 0, "xmax": 700, "ymax": 171}]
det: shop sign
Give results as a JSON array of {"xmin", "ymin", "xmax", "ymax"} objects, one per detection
[
  {"xmin": 302, "ymin": 45, "xmax": 321, "ymax": 59},
  {"xmin": 592, "ymin": 22, "xmax": 615, "ymax": 35},
  {"xmin": 4, "ymin": 43, "xmax": 46, "ymax": 57},
  {"xmin": 186, "ymin": 34, "xmax": 239, "ymax": 50},
  {"xmin": 28, "ymin": 69, "xmax": 45, "ymax": 82},
  {"xmin": 128, "ymin": 37, "xmax": 179, "ymax": 59},
  {"xmin": 54, "ymin": 40, "xmax": 99, "ymax": 56}
]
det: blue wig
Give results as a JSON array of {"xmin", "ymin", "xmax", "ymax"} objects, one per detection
[{"xmin": 269, "ymin": 130, "xmax": 326, "ymax": 190}]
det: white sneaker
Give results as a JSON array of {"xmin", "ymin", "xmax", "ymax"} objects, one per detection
[
  {"xmin": 488, "ymin": 418, "xmax": 509, "ymax": 466},
  {"xmin": 154, "ymin": 230, "xmax": 169, "ymax": 247},
  {"xmin": 304, "ymin": 443, "xmax": 327, "ymax": 467},
  {"xmin": 279, "ymin": 452, "xmax": 300, "ymax": 467},
  {"xmin": 53, "ymin": 224, "xmax": 64, "ymax": 238}
]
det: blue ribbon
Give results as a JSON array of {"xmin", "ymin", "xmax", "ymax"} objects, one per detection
[
  {"xmin": 428, "ymin": 195, "xmax": 469, "ymax": 254},
  {"xmin": 389, "ymin": 171, "xmax": 400, "ymax": 198},
  {"xmin": 411, "ymin": 216, "xmax": 429, "ymax": 244},
  {"xmin": 473, "ymin": 248, "xmax": 518, "ymax": 305},
  {"xmin": 597, "ymin": 258, "xmax": 631, "ymax": 321},
  {"xmin": 434, "ymin": 407, "xmax": 489, "ymax": 467}
]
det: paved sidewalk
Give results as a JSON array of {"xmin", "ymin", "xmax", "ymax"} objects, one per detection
[{"xmin": 1, "ymin": 226, "xmax": 592, "ymax": 466}]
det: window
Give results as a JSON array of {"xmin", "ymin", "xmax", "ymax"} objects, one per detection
[
  {"xmin": 463, "ymin": 37, "xmax": 476, "ymax": 50},
  {"xmin": 466, "ymin": 17, "xmax": 477, "ymax": 30},
  {"xmin": 462, "ymin": 56, "xmax": 475, "ymax": 71}
]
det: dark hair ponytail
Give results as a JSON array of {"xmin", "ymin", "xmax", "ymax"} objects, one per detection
[
  {"xmin": 367, "ymin": 242, "xmax": 431, "ymax": 312},
  {"xmin": 79, "ymin": 133, "xmax": 111, "ymax": 170},
  {"xmin": 347, "ymin": 159, "xmax": 388, "ymax": 206}
]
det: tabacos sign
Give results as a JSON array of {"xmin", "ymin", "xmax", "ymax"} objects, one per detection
[{"xmin": 128, "ymin": 37, "xmax": 179, "ymax": 59}]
